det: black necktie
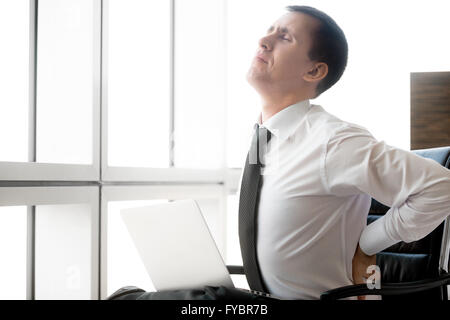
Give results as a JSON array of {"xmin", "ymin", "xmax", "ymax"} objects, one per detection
[{"xmin": 238, "ymin": 123, "xmax": 272, "ymax": 292}]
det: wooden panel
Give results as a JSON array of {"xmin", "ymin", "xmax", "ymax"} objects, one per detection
[{"xmin": 411, "ymin": 72, "xmax": 450, "ymax": 150}]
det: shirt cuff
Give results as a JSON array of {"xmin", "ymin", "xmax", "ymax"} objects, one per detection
[{"xmin": 359, "ymin": 213, "xmax": 399, "ymax": 256}]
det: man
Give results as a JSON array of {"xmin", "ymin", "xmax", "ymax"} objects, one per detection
[
  {"xmin": 108, "ymin": 5, "xmax": 450, "ymax": 300},
  {"xmin": 240, "ymin": 5, "xmax": 450, "ymax": 299}
]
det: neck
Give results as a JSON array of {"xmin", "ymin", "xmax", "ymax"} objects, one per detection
[{"xmin": 259, "ymin": 92, "xmax": 311, "ymax": 123}]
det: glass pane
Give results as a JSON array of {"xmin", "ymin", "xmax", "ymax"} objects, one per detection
[
  {"xmin": 36, "ymin": 0, "xmax": 93, "ymax": 164},
  {"xmin": 173, "ymin": 0, "xmax": 225, "ymax": 169},
  {"xmin": 0, "ymin": 0, "xmax": 29, "ymax": 162},
  {"xmin": 0, "ymin": 206, "xmax": 27, "ymax": 300},
  {"xmin": 35, "ymin": 204, "xmax": 92, "ymax": 299},
  {"xmin": 107, "ymin": 197, "xmax": 222, "ymax": 296},
  {"xmin": 107, "ymin": 0, "xmax": 170, "ymax": 168}
]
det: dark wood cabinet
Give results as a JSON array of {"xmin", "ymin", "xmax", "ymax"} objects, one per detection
[{"xmin": 410, "ymin": 72, "xmax": 450, "ymax": 150}]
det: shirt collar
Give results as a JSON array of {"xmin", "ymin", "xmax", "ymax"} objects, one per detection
[{"xmin": 256, "ymin": 99, "xmax": 311, "ymax": 141}]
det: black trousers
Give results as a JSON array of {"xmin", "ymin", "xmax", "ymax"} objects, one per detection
[{"xmin": 107, "ymin": 285, "xmax": 278, "ymax": 301}]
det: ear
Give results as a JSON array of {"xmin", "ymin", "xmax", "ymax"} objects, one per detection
[{"xmin": 303, "ymin": 62, "xmax": 328, "ymax": 84}]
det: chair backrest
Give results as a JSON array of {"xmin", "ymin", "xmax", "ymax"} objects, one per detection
[{"xmin": 367, "ymin": 146, "xmax": 450, "ymax": 300}]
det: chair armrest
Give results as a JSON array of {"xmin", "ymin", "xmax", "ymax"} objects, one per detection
[
  {"xmin": 227, "ymin": 265, "xmax": 245, "ymax": 275},
  {"xmin": 320, "ymin": 272, "xmax": 450, "ymax": 300}
]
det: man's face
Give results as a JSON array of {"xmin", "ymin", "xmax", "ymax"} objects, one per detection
[{"xmin": 247, "ymin": 12, "xmax": 320, "ymax": 94}]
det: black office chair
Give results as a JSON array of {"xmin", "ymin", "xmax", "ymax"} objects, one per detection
[{"xmin": 228, "ymin": 146, "xmax": 450, "ymax": 300}]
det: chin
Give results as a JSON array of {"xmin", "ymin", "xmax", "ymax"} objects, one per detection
[
  {"xmin": 246, "ymin": 75, "xmax": 259, "ymax": 91},
  {"xmin": 246, "ymin": 69, "xmax": 268, "ymax": 88}
]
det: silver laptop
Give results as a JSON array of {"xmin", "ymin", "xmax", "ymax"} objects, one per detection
[{"xmin": 120, "ymin": 199, "xmax": 235, "ymax": 291}]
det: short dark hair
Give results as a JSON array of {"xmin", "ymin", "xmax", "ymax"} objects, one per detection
[{"xmin": 286, "ymin": 5, "xmax": 348, "ymax": 97}]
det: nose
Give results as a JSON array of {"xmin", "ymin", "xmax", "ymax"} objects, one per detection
[{"xmin": 258, "ymin": 35, "xmax": 272, "ymax": 51}]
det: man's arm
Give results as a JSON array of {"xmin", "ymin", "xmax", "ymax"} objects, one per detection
[{"xmin": 323, "ymin": 124, "xmax": 450, "ymax": 255}]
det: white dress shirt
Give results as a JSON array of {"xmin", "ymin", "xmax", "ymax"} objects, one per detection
[{"xmin": 237, "ymin": 99, "xmax": 450, "ymax": 300}]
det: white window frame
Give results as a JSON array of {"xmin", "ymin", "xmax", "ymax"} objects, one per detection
[
  {"xmin": 0, "ymin": 186, "xmax": 99, "ymax": 300},
  {"xmin": 0, "ymin": 0, "xmax": 101, "ymax": 181},
  {"xmin": 100, "ymin": 0, "xmax": 229, "ymax": 183},
  {"xmin": 0, "ymin": 0, "xmax": 239, "ymax": 300}
]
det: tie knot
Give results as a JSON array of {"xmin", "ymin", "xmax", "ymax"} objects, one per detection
[
  {"xmin": 259, "ymin": 127, "xmax": 271, "ymax": 142},
  {"xmin": 249, "ymin": 124, "xmax": 271, "ymax": 166},
  {"xmin": 253, "ymin": 124, "xmax": 272, "ymax": 143}
]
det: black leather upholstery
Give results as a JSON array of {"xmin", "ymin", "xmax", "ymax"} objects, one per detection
[{"xmin": 368, "ymin": 146, "xmax": 450, "ymax": 300}]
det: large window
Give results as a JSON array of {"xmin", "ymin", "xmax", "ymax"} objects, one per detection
[
  {"xmin": 36, "ymin": 0, "xmax": 94, "ymax": 164},
  {"xmin": 0, "ymin": 187, "xmax": 99, "ymax": 300},
  {"xmin": 0, "ymin": 206, "xmax": 27, "ymax": 299},
  {"xmin": 35, "ymin": 203, "xmax": 95, "ymax": 299},
  {"xmin": 0, "ymin": 0, "xmax": 29, "ymax": 162},
  {"xmin": 106, "ymin": 0, "xmax": 171, "ymax": 168},
  {"xmin": 173, "ymin": 0, "xmax": 226, "ymax": 169},
  {"xmin": 0, "ymin": 0, "xmax": 449, "ymax": 299}
]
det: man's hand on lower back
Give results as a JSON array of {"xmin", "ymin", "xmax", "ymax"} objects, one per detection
[{"xmin": 352, "ymin": 243, "xmax": 377, "ymax": 300}]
